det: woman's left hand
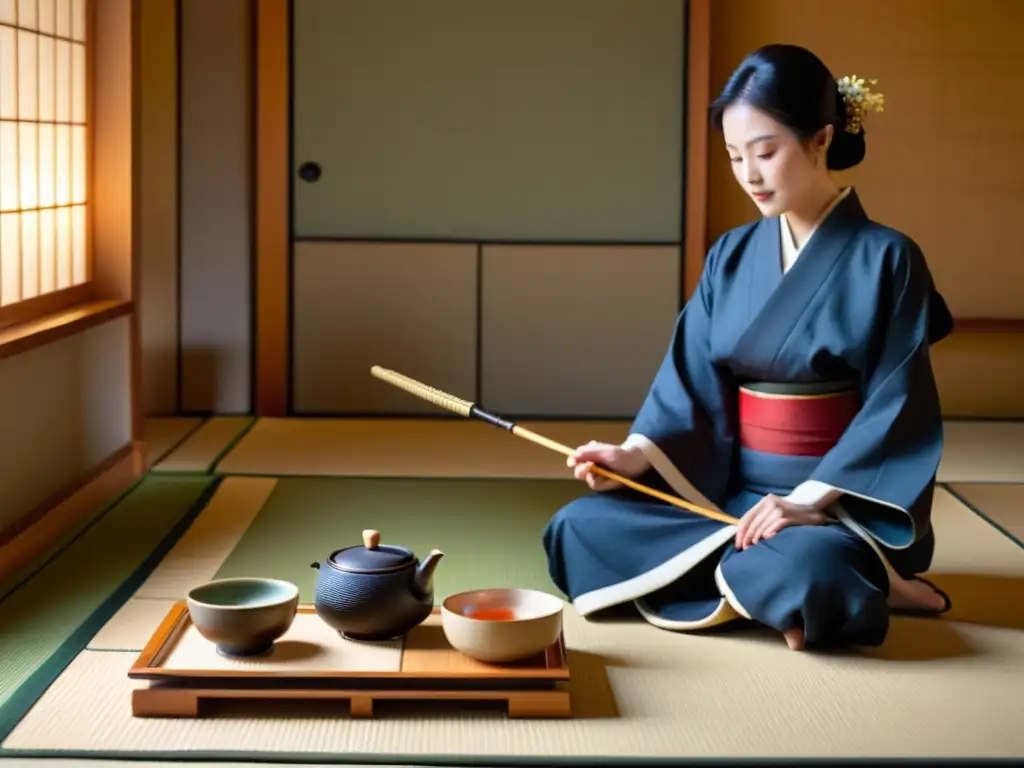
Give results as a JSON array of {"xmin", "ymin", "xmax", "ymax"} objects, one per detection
[{"xmin": 734, "ymin": 494, "xmax": 831, "ymax": 550}]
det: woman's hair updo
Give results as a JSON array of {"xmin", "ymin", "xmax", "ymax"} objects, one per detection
[{"xmin": 708, "ymin": 44, "xmax": 872, "ymax": 171}]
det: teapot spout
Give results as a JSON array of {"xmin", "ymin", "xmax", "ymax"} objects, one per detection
[{"xmin": 413, "ymin": 549, "xmax": 444, "ymax": 599}]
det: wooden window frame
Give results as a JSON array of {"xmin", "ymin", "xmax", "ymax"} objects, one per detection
[{"xmin": 0, "ymin": 0, "xmax": 97, "ymax": 334}]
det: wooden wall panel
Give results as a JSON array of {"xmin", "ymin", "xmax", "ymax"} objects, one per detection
[
  {"xmin": 706, "ymin": 0, "xmax": 1024, "ymax": 320},
  {"xmin": 0, "ymin": 317, "xmax": 131, "ymax": 534},
  {"xmin": 932, "ymin": 332, "xmax": 1024, "ymax": 419},
  {"xmin": 479, "ymin": 245, "xmax": 680, "ymax": 418},
  {"xmin": 292, "ymin": 242, "xmax": 478, "ymax": 414},
  {"xmin": 178, "ymin": 0, "xmax": 253, "ymax": 414}
]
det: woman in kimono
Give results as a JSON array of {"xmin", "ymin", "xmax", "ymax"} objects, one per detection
[{"xmin": 543, "ymin": 44, "xmax": 954, "ymax": 651}]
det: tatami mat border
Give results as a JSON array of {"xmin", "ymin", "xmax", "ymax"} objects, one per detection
[
  {"xmin": 942, "ymin": 484, "xmax": 1024, "ymax": 550},
  {"xmin": 146, "ymin": 417, "xmax": 208, "ymax": 468},
  {"xmin": 207, "ymin": 418, "xmax": 260, "ymax": 472},
  {"xmin": 0, "ymin": 745, "xmax": 1019, "ymax": 765},
  {"xmin": 0, "ymin": 750, "xmax": 1017, "ymax": 766},
  {"xmin": 0, "ymin": 476, "xmax": 145, "ymax": 604},
  {"xmin": 155, "ymin": 418, "xmax": 258, "ymax": 475},
  {"xmin": 0, "ymin": 476, "xmax": 224, "ymax": 744}
]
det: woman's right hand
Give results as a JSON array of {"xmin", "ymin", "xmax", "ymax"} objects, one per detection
[{"xmin": 567, "ymin": 441, "xmax": 651, "ymax": 492}]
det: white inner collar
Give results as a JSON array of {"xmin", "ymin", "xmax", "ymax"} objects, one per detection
[{"xmin": 779, "ymin": 186, "xmax": 852, "ymax": 272}]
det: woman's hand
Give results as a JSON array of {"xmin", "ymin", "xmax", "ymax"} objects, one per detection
[
  {"xmin": 735, "ymin": 494, "xmax": 832, "ymax": 550},
  {"xmin": 567, "ymin": 441, "xmax": 651, "ymax": 492}
]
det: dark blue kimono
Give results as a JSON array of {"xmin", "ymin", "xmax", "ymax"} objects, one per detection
[{"xmin": 543, "ymin": 189, "xmax": 953, "ymax": 647}]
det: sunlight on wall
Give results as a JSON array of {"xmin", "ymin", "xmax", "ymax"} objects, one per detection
[{"xmin": 0, "ymin": 0, "xmax": 88, "ymax": 307}]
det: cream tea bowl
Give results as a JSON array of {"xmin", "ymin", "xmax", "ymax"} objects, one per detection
[
  {"xmin": 185, "ymin": 577, "xmax": 300, "ymax": 657},
  {"xmin": 441, "ymin": 588, "xmax": 564, "ymax": 663}
]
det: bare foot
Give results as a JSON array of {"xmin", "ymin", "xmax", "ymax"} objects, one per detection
[
  {"xmin": 888, "ymin": 578, "xmax": 947, "ymax": 612},
  {"xmin": 783, "ymin": 627, "xmax": 805, "ymax": 651}
]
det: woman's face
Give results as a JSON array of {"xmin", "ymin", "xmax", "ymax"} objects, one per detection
[{"xmin": 721, "ymin": 102, "xmax": 830, "ymax": 218}]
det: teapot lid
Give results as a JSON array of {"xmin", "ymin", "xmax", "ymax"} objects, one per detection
[{"xmin": 328, "ymin": 529, "xmax": 414, "ymax": 573}]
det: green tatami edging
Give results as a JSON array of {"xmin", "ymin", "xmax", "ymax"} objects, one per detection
[
  {"xmin": 151, "ymin": 417, "xmax": 256, "ymax": 475},
  {"xmin": 0, "ymin": 473, "xmax": 220, "ymax": 741},
  {"xmin": 214, "ymin": 476, "xmax": 583, "ymax": 603},
  {"xmin": 0, "ymin": 479, "xmax": 143, "ymax": 600}
]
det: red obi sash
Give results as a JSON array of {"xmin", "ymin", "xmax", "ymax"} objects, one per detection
[{"xmin": 738, "ymin": 382, "xmax": 860, "ymax": 457}]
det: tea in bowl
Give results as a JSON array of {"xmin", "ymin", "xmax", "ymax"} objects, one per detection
[
  {"xmin": 185, "ymin": 577, "xmax": 299, "ymax": 657},
  {"xmin": 441, "ymin": 588, "xmax": 564, "ymax": 663}
]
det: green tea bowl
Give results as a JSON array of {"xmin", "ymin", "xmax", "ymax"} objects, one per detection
[{"xmin": 185, "ymin": 577, "xmax": 300, "ymax": 657}]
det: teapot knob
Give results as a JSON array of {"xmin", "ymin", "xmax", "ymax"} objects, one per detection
[{"xmin": 362, "ymin": 529, "xmax": 381, "ymax": 550}]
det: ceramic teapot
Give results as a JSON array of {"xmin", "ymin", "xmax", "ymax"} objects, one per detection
[{"xmin": 310, "ymin": 529, "xmax": 443, "ymax": 641}]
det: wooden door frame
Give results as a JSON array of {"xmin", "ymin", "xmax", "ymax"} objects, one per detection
[
  {"xmin": 251, "ymin": 0, "xmax": 714, "ymax": 417},
  {"xmin": 254, "ymin": 0, "xmax": 290, "ymax": 417},
  {"xmin": 682, "ymin": 0, "xmax": 711, "ymax": 302}
]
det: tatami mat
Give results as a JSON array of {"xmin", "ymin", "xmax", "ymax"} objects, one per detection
[
  {"xmin": 84, "ymin": 478, "xmax": 278, "ymax": 653},
  {"xmin": 87, "ymin": 598, "xmax": 179, "ymax": 652},
  {"xmin": 153, "ymin": 417, "xmax": 254, "ymax": 474},
  {"xmin": 133, "ymin": 477, "xmax": 277, "ymax": 600},
  {"xmin": 213, "ymin": 417, "xmax": 1024, "ymax": 483},
  {"xmin": 4, "ymin": 487, "xmax": 1023, "ymax": 759},
  {"xmin": 213, "ymin": 477, "xmax": 579, "ymax": 603},
  {"xmin": 946, "ymin": 483, "xmax": 1024, "ymax": 546},
  {"xmin": 215, "ymin": 418, "xmax": 629, "ymax": 478},
  {"xmin": 143, "ymin": 417, "xmax": 204, "ymax": 469}
]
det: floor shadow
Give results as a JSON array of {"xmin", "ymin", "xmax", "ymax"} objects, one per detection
[
  {"xmin": 579, "ymin": 601, "xmax": 642, "ymax": 623},
  {"xmin": 858, "ymin": 617, "xmax": 977, "ymax": 661},
  {"xmin": 564, "ymin": 649, "xmax": 619, "ymax": 719},
  {"xmin": 206, "ymin": 695, "xmax": 517, "ymax": 720},
  {"xmin": 582, "ymin": 596, "xmax": 1013, "ymax": 664},
  {"xmin": 922, "ymin": 572, "xmax": 1024, "ymax": 631},
  {"xmin": 583, "ymin": 572, "xmax": 1023, "ymax": 642},
  {"xmin": 264, "ymin": 639, "xmax": 325, "ymax": 662},
  {"xmin": 667, "ymin": 616, "xmax": 980, "ymax": 662},
  {"xmin": 205, "ymin": 698, "xmax": 350, "ymax": 719}
]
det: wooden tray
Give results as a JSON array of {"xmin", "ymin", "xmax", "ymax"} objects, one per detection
[{"xmin": 128, "ymin": 602, "xmax": 571, "ymax": 719}]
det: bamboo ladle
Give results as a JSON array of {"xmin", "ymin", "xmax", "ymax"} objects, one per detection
[{"xmin": 370, "ymin": 366, "xmax": 739, "ymax": 526}]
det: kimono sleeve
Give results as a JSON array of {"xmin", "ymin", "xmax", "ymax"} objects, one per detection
[
  {"xmin": 928, "ymin": 284, "xmax": 954, "ymax": 344},
  {"xmin": 787, "ymin": 237, "xmax": 944, "ymax": 550},
  {"xmin": 621, "ymin": 233, "xmax": 740, "ymax": 512}
]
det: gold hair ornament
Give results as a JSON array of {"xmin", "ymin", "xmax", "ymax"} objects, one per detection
[
  {"xmin": 836, "ymin": 75, "xmax": 884, "ymax": 134},
  {"xmin": 370, "ymin": 365, "xmax": 740, "ymax": 526}
]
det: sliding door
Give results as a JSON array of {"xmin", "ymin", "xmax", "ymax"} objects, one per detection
[{"xmin": 290, "ymin": 0, "xmax": 686, "ymax": 417}]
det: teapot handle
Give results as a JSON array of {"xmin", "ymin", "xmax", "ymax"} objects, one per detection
[
  {"xmin": 362, "ymin": 529, "xmax": 381, "ymax": 549},
  {"xmin": 310, "ymin": 561, "xmax": 320, "ymax": 569}
]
